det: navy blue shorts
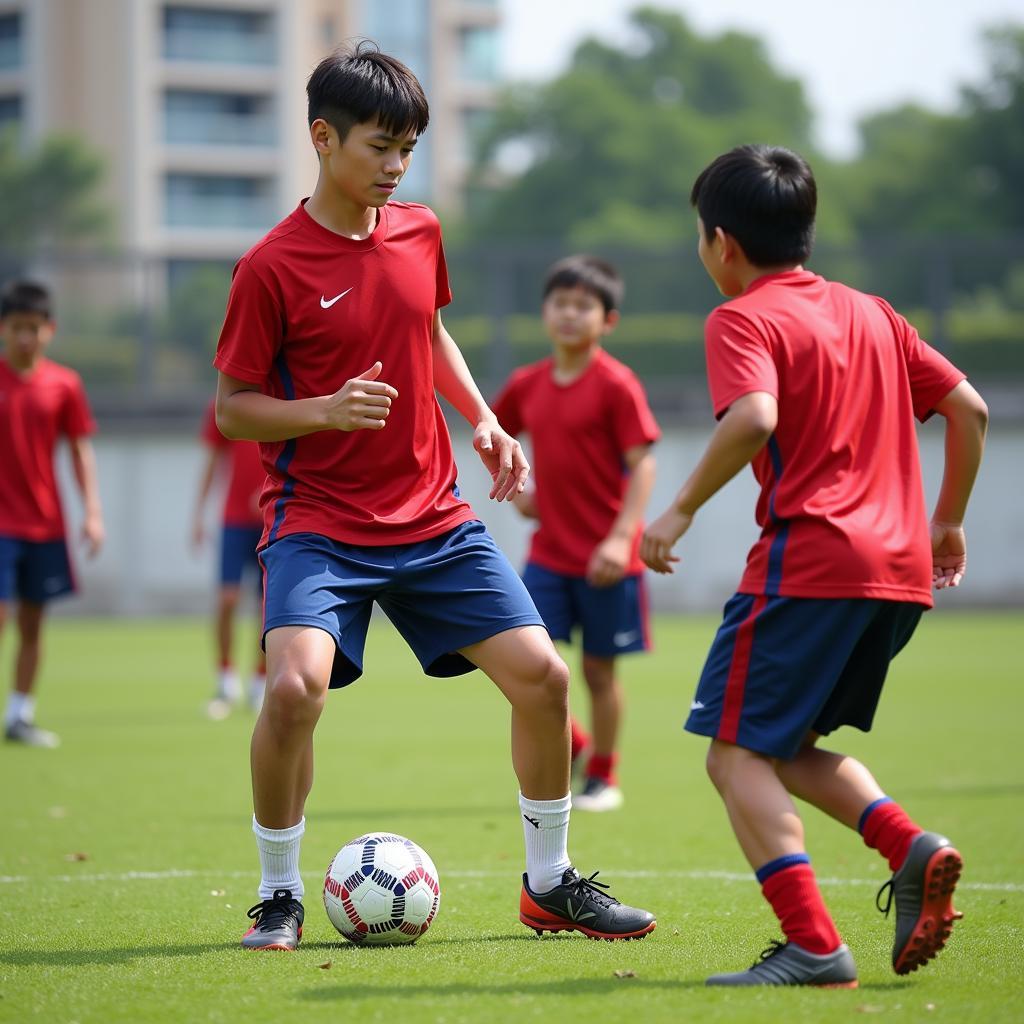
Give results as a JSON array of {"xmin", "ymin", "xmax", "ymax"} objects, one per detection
[
  {"xmin": 0, "ymin": 536, "xmax": 75, "ymax": 605},
  {"xmin": 686, "ymin": 593, "xmax": 924, "ymax": 760},
  {"xmin": 259, "ymin": 520, "xmax": 544, "ymax": 689},
  {"xmin": 220, "ymin": 524, "xmax": 263, "ymax": 598},
  {"xmin": 522, "ymin": 562, "xmax": 650, "ymax": 658}
]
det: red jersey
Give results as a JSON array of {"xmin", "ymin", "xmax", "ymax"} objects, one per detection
[
  {"xmin": 200, "ymin": 400, "xmax": 264, "ymax": 528},
  {"xmin": 704, "ymin": 270, "xmax": 965, "ymax": 607},
  {"xmin": 213, "ymin": 200, "xmax": 474, "ymax": 548},
  {"xmin": 493, "ymin": 348, "xmax": 660, "ymax": 576},
  {"xmin": 0, "ymin": 356, "xmax": 96, "ymax": 541}
]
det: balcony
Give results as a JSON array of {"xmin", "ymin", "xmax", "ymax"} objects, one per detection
[
  {"xmin": 0, "ymin": 13, "xmax": 22, "ymax": 70},
  {"xmin": 164, "ymin": 91, "xmax": 275, "ymax": 147},
  {"xmin": 162, "ymin": 7, "xmax": 275, "ymax": 65},
  {"xmin": 164, "ymin": 173, "xmax": 275, "ymax": 230}
]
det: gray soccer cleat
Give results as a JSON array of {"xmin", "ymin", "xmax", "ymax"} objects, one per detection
[
  {"xmin": 4, "ymin": 718, "xmax": 60, "ymax": 748},
  {"xmin": 706, "ymin": 940, "xmax": 859, "ymax": 988},
  {"xmin": 241, "ymin": 888, "xmax": 304, "ymax": 950},
  {"xmin": 877, "ymin": 830, "xmax": 963, "ymax": 975}
]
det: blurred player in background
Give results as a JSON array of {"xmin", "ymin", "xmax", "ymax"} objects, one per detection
[
  {"xmin": 213, "ymin": 44, "xmax": 655, "ymax": 951},
  {"xmin": 643, "ymin": 144, "xmax": 987, "ymax": 987},
  {"xmin": 0, "ymin": 280, "xmax": 104, "ymax": 748},
  {"xmin": 192, "ymin": 399, "xmax": 267, "ymax": 718},
  {"xmin": 493, "ymin": 255, "xmax": 659, "ymax": 812}
]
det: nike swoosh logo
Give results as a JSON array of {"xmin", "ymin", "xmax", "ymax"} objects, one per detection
[{"xmin": 320, "ymin": 287, "xmax": 353, "ymax": 308}]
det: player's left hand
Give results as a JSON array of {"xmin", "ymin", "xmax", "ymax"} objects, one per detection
[
  {"xmin": 640, "ymin": 508, "xmax": 692, "ymax": 574},
  {"xmin": 587, "ymin": 535, "xmax": 630, "ymax": 588},
  {"xmin": 931, "ymin": 520, "xmax": 967, "ymax": 589},
  {"xmin": 474, "ymin": 420, "xmax": 529, "ymax": 501},
  {"xmin": 82, "ymin": 514, "xmax": 105, "ymax": 558}
]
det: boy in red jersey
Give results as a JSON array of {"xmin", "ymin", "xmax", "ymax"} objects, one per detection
[
  {"xmin": 642, "ymin": 145, "xmax": 987, "ymax": 987},
  {"xmin": 214, "ymin": 44, "xmax": 654, "ymax": 951},
  {"xmin": 0, "ymin": 280, "xmax": 104, "ymax": 748},
  {"xmin": 493, "ymin": 256, "xmax": 659, "ymax": 813},
  {"xmin": 192, "ymin": 399, "xmax": 267, "ymax": 717}
]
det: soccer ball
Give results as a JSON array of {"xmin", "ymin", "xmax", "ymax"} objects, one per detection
[{"xmin": 323, "ymin": 832, "xmax": 441, "ymax": 945}]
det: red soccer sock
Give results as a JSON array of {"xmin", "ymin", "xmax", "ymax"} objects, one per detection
[
  {"xmin": 585, "ymin": 752, "xmax": 619, "ymax": 786},
  {"xmin": 860, "ymin": 798, "xmax": 923, "ymax": 872},
  {"xmin": 569, "ymin": 718, "xmax": 591, "ymax": 761},
  {"xmin": 760, "ymin": 861, "xmax": 843, "ymax": 955}
]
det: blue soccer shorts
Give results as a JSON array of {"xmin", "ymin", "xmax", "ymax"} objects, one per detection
[
  {"xmin": 686, "ymin": 593, "xmax": 924, "ymax": 760},
  {"xmin": 522, "ymin": 562, "xmax": 650, "ymax": 658},
  {"xmin": 258, "ymin": 520, "xmax": 544, "ymax": 688},
  {"xmin": 220, "ymin": 524, "xmax": 263, "ymax": 601},
  {"xmin": 0, "ymin": 536, "xmax": 75, "ymax": 605}
]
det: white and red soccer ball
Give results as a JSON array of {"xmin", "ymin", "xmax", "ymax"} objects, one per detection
[{"xmin": 323, "ymin": 832, "xmax": 441, "ymax": 945}]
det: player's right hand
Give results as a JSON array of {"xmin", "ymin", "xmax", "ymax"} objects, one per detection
[
  {"xmin": 931, "ymin": 520, "xmax": 967, "ymax": 589},
  {"xmin": 325, "ymin": 362, "xmax": 398, "ymax": 432}
]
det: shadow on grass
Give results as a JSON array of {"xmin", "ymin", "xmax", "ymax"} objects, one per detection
[
  {"xmin": 300, "ymin": 977, "xmax": 707, "ymax": 1000},
  {"xmin": 0, "ymin": 942, "xmax": 240, "ymax": 967},
  {"xmin": 202, "ymin": 804, "xmax": 510, "ymax": 825}
]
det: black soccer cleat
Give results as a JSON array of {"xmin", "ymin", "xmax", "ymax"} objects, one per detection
[
  {"xmin": 519, "ymin": 867, "xmax": 656, "ymax": 940},
  {"xmin": 706, "ymin": 939, "xmax": 859, "ymax": 987},
  {"xmin": 877, "ymin": 830, "xmax": 963, "ymax": 975},
  {"xmin": 241, "ymin": 888, "xmax": 304, "ymax": 951}
]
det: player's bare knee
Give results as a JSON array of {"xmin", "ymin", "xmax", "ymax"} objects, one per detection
[
  {"xmin": 517, "ymin": 652, "xmax": 569, "ymax": 716},
  {"xmin": 265, "ymin": 668, "xmax": 325, "ymax": 727}
]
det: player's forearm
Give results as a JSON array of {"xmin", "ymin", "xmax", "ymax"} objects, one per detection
[
  {"xmin": 608, "ymin": 452, "xmax": 656, "ymax": 538},
  {"xmin": 431, "ymin": 319, "xmax": 492, "ymax": 427},
  {"xmin": 216, "ymin": 388, "xmax": 329, "ymax": 442},
  {"xmin": 194, "ymin": 453, "xmax": 219, "ymax": 515},
  {"xmin": 672, "ymin": 396, "xmax": 775, "ymax": 516},
  {"xmin": 70, "ymin": 442, "xmax": 103, "ymax": 518},
  {"xmin": 931, "ymin": 381, "xmax": 988, "ymax": 525}
]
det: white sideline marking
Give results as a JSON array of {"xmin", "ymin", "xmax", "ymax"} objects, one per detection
[{"xmin": 0, "ymin": 868, "xmax": 1021, "ymax": 892}]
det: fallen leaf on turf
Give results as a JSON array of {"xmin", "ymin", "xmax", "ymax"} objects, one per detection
[
  {"xmin": 319, "ymin": 961, "xmax": 332, "ymax": 970},
  {"xmin": 856, "ymin": 1007, "xmax": 883, "ymax": 1014},
  {"xmin": 48, "ymin": 807, "xmax": 67, "ymax": 818},
  {"xmin": 65, "ymin": 852, "xmax": 89, "ymax": 862},
  {"xmin": 926, "ymin": 1005, "xmax": 936, "ymax": 1012},
  {"xmin": 613, "ymin": 970, "xmax": 636, "ymax": 979},
  {"xmin": 210, "ymin": 889, "xmax": 225, "ymax": 896}
]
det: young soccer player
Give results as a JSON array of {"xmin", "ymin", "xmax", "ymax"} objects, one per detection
[
  {"xmin": 191, "ymin": 399, "xmax": 267, "ymax": 717},
  {"xmin": 0, "ymin": 280, "xmax": 104, "ymax": 748},
  {"xmin": 213, "ymin": 44, "xmax": 655, "ymax": 950},
  {"xmin": 641, "ymin": 144, "xmax": 987, "ymax": 987},
  {"xmin": 492, "ymin": 256, "xmax": 659, "ymax": 812}
]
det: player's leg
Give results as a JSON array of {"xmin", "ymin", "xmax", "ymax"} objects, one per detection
[
  {"xmin": 462, "ymin": 625, "xmax": 656, "ymax": 941},
  {"xmin": 210, "ymin": 525, "xmax": 250, "ymax": 716},
  {"xmin": 774, "ymin": 602, "xmax": 961, "ymax": 975},
  {"xmin": 572, "ymin": 653, "xmax": 624, "ymax": 810},
  {"xmin": 246, "ymin": 527, "xmax": 267, "ymax": 711}
]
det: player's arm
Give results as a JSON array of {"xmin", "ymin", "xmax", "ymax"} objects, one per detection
[
  {"xmin": 512, "ymin": 483, "xmax": 539, "ymax": 520},
  {"xmin": 431, "ymin": 310, "xmax": 528, "ymax": 501},
  {"xmin": 215, "ymin": 366, "xmax": 397, "ymax": 441},
  {"xmin": 587, "ymin": 444, "xmax": 656, "ymax": 587},
  {"xmin": 641, "ymin": 391, "xmax": 777, "ymax": 574},
  {"xmin": 191, "ymin": 446, "xmax": 220, "ymax": 551},
  {"xmin": 68, "ymin": 436, "xmax": 104, "ymax": 558},
  {"xmin": 928, "ymin": 380, "xmax": 988, "ymax": 589}
]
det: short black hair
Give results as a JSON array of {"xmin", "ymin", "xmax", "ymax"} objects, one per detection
[
  {"xmin": 690, "ymin": 144, "xmax": 817, "ymax": 267},
  {"xmin": 307, "ymin": 40, "xmax": 429, "ymax": 143},
  {"xmin": 0, "ymin": 279, "xmax": 53, "ymax": 320},
  {"xmin": 542, "ymin": 255, "xmax": 624, "ymax": 313}
]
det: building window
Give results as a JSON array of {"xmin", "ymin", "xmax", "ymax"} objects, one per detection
[
  {"xmin": 459, "ymin": 26, "xmax": 498, "ymax": 83},
  {"xmin": 162, "ymin": 6, "xmax": 275, "ymax": 65},
  {"xmin": 0, "ymin": 12, "xmax": 22, "ymax": 70},
  {"xmin": 164, "ymin": 90, "xmax": 275, "ymax": 146},
  {"xmin": 461, "ymin": 108, "xmax": 494, "ymax": 165},
  {"xmin": 0, "ymin": 94, "xmax": 21, "ymax": 135},
  {"xmin": 164, "ymin": 174, "xmax": 275, "ymax": 230}
]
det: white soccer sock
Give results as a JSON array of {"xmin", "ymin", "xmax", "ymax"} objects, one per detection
[
  {"xmin": 5, "ymin": 693, "xmax": 33, "ymax": 727},
  {"xmin": 248, "ymin": 673, "xmax": 266, "ymax": 710},
  {"xmin": 519, "ymin": 792, "xmax": 572, "ymax": 893},
  {"xmin": 217, "ymin": 668, "xmax": 242, "ymax": 702},
  {"xmin": 253, "ymin": 815, "xmax": 305, "ymax": 901}
]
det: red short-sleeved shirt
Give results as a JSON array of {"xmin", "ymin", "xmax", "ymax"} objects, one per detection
[
  {"xmin": 492, "ymin": 348, "xmax": 660, "ymax": 576},
  {"xmin": 214, "ymin": 200, "xmax": 474, "ymax": 548},
  {"xmin": 200, "ymin": 400, "xmax": 264, "ymax": 528},
  {"xmin": 0, "ymin": 356, "xmax": 96, "ymax": 541},
  {"xmin": 704, "ymin": 270, "xmax": 966, "ymax": 607}
]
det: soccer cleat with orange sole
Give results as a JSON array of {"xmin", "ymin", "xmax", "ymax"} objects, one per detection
[
  {"xmin": 520, "ymin": 867, "xmax": 656, "ymax": 941},
  {"xmin": 877, "ymin": 831, "xmax": 963, "ymax": 975}
]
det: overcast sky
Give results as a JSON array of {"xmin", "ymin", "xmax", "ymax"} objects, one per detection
[{"xmin": 500, "ymin": 0, "xmax": 1024, "ymax": 157}]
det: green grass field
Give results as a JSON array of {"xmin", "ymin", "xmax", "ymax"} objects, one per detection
[{"xmin": 1, "ymin": 611, "xmax": 1022, "ymax": 1023}]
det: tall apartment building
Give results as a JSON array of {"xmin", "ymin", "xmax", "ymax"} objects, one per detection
[{"xmin": 0, "ymin": 0, "xmax": 500, "ymax": 272}]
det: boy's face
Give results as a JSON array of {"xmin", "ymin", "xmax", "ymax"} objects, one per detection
[
  {"xmin": 542, "ymin": 286, "xmax": 617, "ymax": 350},
  {"xmin": 1, "ymin": 312, "xmax": 55, "ymax": 370},
  {"xmin": 313, "ymin": 118, "xmax": 417, "ymax": 209},
  {"xmin": 697, "ymin": 217, "xmax": 742, "ymax": 298}
]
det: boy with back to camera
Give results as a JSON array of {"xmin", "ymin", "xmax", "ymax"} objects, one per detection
[
  {"xmin": 214, "ymin": 44, "xmax": 655, "ymax": 950},
  {"xmin": 0, "ymin": 280, "xmax": 104, "ymax": 748},
  {"xmin": 641, "ymin": 144, "xmax": 987, "ymax": 987},
  {"xmin": 192, "ymin": 399, "xmax": 267, "ymax": 717},
  {"xmin": 493, "ymin": 256, "xmax": 659, "ymax": 812}
]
